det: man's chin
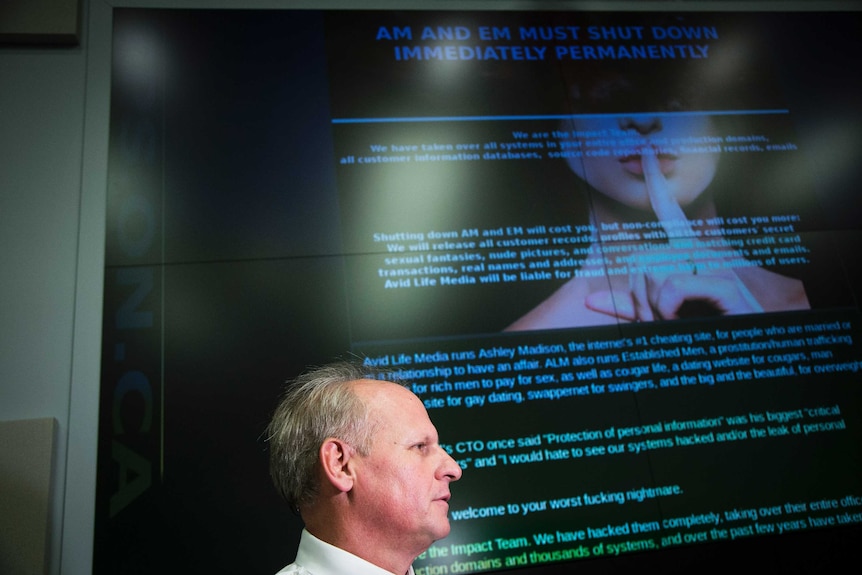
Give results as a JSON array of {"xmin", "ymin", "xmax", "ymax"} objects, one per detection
[{"xmin": 430, "ymin": 520, "xmax": 452, "ymax": 542}]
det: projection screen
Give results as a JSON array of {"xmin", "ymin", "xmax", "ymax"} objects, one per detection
[{"xmin": 98, "ymin": 3, "xmax": 862, "ymax": 574}]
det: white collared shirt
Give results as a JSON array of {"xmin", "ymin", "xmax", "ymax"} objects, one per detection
[{"xmin": 276, "ymin": 529, "xmax": 416, "ymax": 575}]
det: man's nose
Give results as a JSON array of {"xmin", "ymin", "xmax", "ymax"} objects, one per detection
[{"xmin": 441, "ymin": 451, "xmax": 463, "ymax": 481}]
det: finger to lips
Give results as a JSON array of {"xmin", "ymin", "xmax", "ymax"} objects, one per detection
[
  {"xmin": 641, "ymin": 147, "xmax": 695, "ymax": 240},
  {"xmin": 642, "ymin": 146, "xmax": 699, "ymax": 276}
]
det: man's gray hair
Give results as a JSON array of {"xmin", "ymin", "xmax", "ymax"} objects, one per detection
[{"xmin": 265, "ymin": 360, "xmax": 407, "ymax": 512}]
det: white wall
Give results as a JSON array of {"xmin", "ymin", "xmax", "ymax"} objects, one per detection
[{"xmin": 0, "ymin": 6, "xmax": 91, "ymax": 575}]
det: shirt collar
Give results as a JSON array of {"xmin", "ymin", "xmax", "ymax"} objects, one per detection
[{"xmin": 296, "ymin": 529, "xmax": 416, "ymax": 575}]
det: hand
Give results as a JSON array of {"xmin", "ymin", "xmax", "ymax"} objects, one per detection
[
  {"xmin": 585, "ymin": 147, "xmax": 764, "ymax": 322},
  {"xmin": 587, "ymin": 269, "xmax": 764, "ymax": 321}
]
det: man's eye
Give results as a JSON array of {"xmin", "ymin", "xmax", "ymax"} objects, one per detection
[{"xmin": 414, "ymin": 443, "xmax": 428, "ymax": 452}]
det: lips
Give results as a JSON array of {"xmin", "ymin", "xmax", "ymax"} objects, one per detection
[{"xmin": 619, "ymin": 152, "xmax": 677, "ymax": 177}]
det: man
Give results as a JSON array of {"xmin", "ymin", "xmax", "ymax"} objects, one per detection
[{"xmin": 266, "ymin": 361, "xmax": 463, "ymax": 575}]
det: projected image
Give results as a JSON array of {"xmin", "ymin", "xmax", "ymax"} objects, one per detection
[
  {"xmin": 504, "ymin": 56, "xmax": 818, "ymax": 330},
  {"xmin": 331, "ymin": 20, "xmax": 838, "ymax": 339},
  {"xmin": 507, "ymin": 121, "xmax": 812, "ymax": 330}
]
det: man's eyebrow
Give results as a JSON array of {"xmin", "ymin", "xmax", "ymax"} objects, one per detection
[{"xmin": 403, "ymin": 433, "xmax": 436, "ymax": 445}]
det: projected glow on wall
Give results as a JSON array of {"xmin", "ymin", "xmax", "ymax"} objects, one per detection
[{"xmin": 97, "ymin": 6, "xmax": 862, "ymax": 575}]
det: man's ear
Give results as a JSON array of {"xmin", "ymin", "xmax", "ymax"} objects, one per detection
[{"xmin": 319, "ymin": 438, "xmax": 356, "ymax": 493}]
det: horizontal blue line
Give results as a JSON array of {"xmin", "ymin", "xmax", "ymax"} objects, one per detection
[{"xmin": 332, "ymin": 109, "xmax": 790, "ymax": 124}]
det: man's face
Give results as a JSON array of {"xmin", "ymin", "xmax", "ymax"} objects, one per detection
[{"xmin": 351, "ymin": 380, "xmax": 463, "ymax": 551}]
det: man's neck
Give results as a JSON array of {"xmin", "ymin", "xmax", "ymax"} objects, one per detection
[{"xmin": 305, "ymin": 520, "xmax": 416, "ymax": 575}]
